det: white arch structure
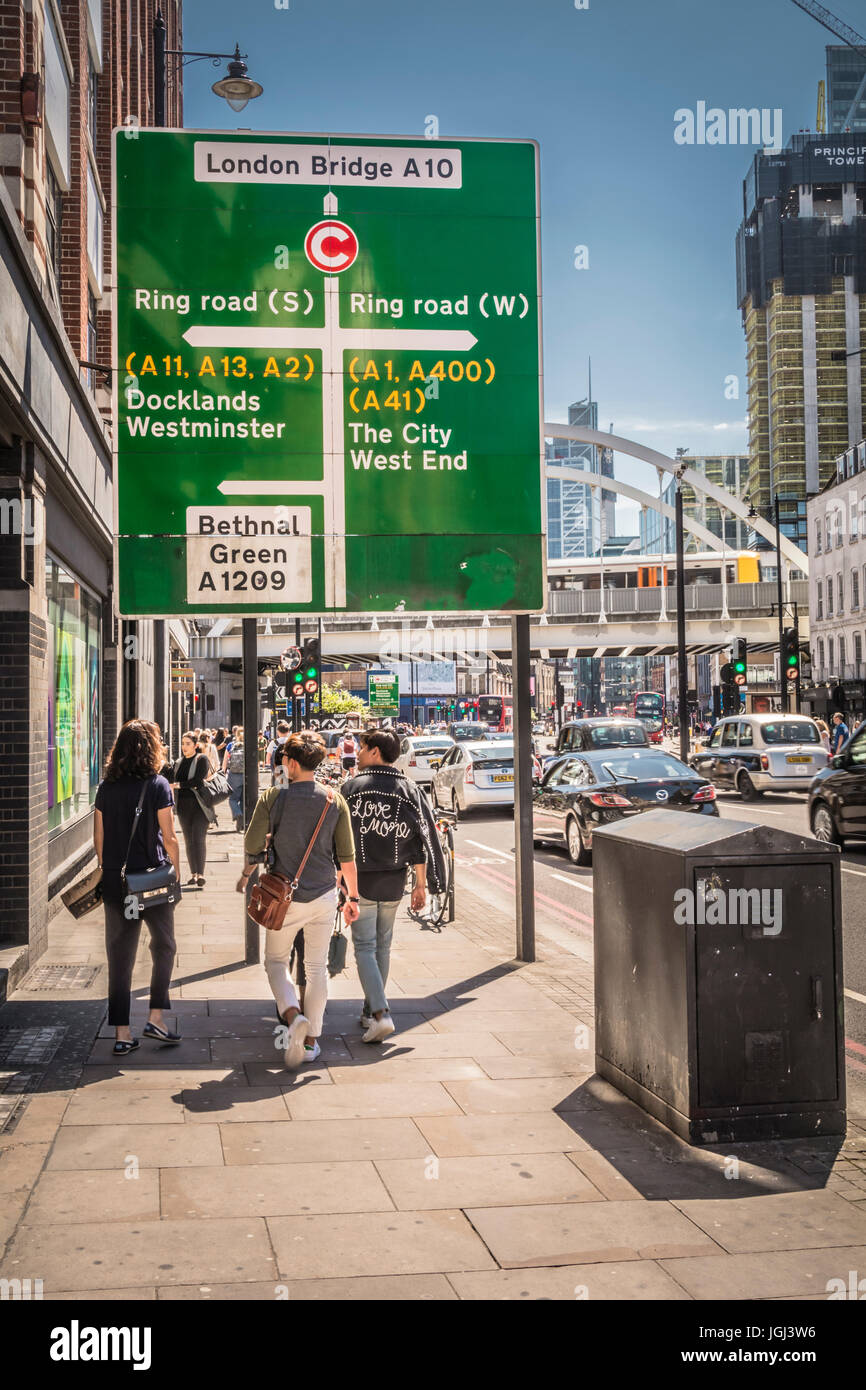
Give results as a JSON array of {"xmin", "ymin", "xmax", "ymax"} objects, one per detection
[{"xmin": 543, "ymin": 424, "xmax": 810, "ymax": 576}]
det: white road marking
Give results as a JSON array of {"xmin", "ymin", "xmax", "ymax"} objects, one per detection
[
  {"xmin": 845, "ymin": 988, "xmax": 866, "ymax": 1006},
  {"xmin": 465, "ymin": 839, "xmax": 512, "ymax": 860},
  {"xmin": 842, "ymin": 866, "xmax": 866, "ymax": 879},
  {"xmin": 552, "ymin": 873, "xmax": 593, "ymax": 893}
]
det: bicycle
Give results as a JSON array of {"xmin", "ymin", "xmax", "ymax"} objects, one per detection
[{"xmin": 409, "ymin": 805, "xmax": 456, "ymax": 930}]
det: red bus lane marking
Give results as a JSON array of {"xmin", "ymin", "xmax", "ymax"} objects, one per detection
[{"xmin": 459, "ymin": 857, "xmax": 594, "ymax": 936}]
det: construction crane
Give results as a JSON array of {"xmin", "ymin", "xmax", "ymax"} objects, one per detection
[{"xmin": 790, "ymin": 0, "xmax": 866, "ymax": 130}]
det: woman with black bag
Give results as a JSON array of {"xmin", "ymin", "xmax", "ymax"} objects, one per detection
[
  {"xmin": 94, "ymin": 720, "xmax": 182, "ymax": 1056},
  {"xmin": 170, "ymin": 731, "xmax": 213, "ymax": 888}
]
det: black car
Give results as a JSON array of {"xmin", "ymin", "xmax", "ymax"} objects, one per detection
[
  {"xmin": 544, "ymin": 717, "xmax": 650, "ymax": 768},
  {"xmin": 808, "ymin": 721, "xmax": 866, "ymax": 847},
  {"xmin": 532, "ymin": 747, "xmax": 718, "ymax": 865}
]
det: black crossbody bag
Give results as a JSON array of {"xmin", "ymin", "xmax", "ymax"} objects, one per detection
[{"xmin": 122, "ymin": 779, "xmax": 182, "ymax": 914}]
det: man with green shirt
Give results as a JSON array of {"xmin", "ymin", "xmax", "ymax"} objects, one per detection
[{"xmin": 239, "ymin": 731, "xmax": 359, "ymax": 1067}]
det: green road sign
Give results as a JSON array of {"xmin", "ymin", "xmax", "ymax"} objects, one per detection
[
  {"xmin": 368, "ymin": 670, "xmax": 399, "ymax": 716},
  {"xmin": 112, "ymin": 130, "xmax": 544, "ymax": 616}
]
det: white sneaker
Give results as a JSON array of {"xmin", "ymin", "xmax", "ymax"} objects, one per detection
[
  {"xmin": 359, "ymin": 1011, "xmax": 372, "ymax": 1030},
  {"xmin": 302, "ymin": 1040, "xmax": 321, "ymax": 1063},
  {"xmin": 362, "ymin": 1013, "xmax": 396, "ymax": 1044},
  {"xmin": 283, "ymin": 1013, "xmax": 310, "ymax": 1068}
]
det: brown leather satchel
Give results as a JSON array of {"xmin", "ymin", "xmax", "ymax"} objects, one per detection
[{"xmin": 248, "ymin": 787, "xmax": 335, "ymax": 931}]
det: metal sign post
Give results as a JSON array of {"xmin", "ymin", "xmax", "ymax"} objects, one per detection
[
  {"xmin": 242, "ymin": 618, "xmax": 260, "ymax": 964},
  {"xmin": 512, "ymin": 613, "xmax": 535, "ymax": 962}
]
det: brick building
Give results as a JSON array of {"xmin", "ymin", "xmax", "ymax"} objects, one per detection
[{"xmin": 0, "ymin": 0, "xmax": 186, "ymax": 987}]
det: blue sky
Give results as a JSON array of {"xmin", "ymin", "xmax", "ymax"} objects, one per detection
[{"xmin": 183, "ymin": 0, "xmax": 855, "ymax": 530}]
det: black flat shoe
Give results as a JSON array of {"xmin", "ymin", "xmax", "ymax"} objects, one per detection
[
  {"xmin": 142, "ymin": 1021, "xmax": 182, "ymax": 1044},
  {"xmin": 196, "ymin": 877, "xmax": 206, "ymax": 887},
  {"xmin": 112, "ymin": 1038, "xmax": 139, "ymax": 1055}
]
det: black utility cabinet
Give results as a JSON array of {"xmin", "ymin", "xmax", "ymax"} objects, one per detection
[{"xmin": 592, "ymin": 811, "xmax": 845, "ymax": 1144}]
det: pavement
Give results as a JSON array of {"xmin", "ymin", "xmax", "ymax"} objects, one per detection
[{"xmin": 2, "ymin": 809, "xmax": 866, "ymax": 1302}]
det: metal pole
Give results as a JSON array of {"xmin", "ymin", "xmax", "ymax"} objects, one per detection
[
  {"xmin": 774, "ymin": 495, "xmax": 787, "ymax": 715},
  {"xmin": 511, "ymin": 614, "xmax": 535, "ymax": 963},
  {"xmin": 793, "ymin": 602, "xmax": 802, "ymax": 714},
  {"xmin": 153, "ymin": 9, "xmax": 166, "ymax": 128},
  {"xmin": 292, "ymin": 617, "xmax": 301, "ymax": 733},
  {"xmin": 241, "ymin": 618, "xmax": 260, "ymax": 964},
  {"xmin": 675, "ymin": 483, "xmax": 690, "ymax": 763},
  {"xmin": 317, "ymin": 615, "xmax": 323, "ymax": 724}
]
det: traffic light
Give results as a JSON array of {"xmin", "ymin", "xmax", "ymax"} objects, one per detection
[
  {"xmin": 782, "ymin": 628, "xmax": 799, "ymax": 683},
  {"xmin": 301, "ymin": 637, "xmax": 320, "ymax": 695},
  {"xmin": 290, "ymin": 668, "xmax": 305, "ymax": 700},
  {"xmin": 733, "ymin": 639, "xmax": 747, "ymax": 686},
  {"xmin": 719, "ymin": 662, "xmax": 739, "ymax": 716}
]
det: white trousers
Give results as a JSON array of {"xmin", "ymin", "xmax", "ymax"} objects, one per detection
[{"xmin": 264, "ymin": 891, "xmax": 336, "ymax": 1037}]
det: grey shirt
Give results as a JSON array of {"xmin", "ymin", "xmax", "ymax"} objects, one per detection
[{"xmin": 245, "ymin": 781, "xmax": 354, "ymax": 903}]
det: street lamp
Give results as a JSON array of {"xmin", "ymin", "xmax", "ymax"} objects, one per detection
[
  {"xmin": 748, "ymin": 493, "xmax": 789, "ymax": 714},
  {"xmin": 153, "ymin": 10, "xmax": 263, "ymax": 127}
]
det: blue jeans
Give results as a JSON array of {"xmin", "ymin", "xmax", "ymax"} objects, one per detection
[
  {"xmin": 351, "ymin": 897, "xmax": 401, "ymax": 1016},
  {"xmin": 226, "ymin": 770, "xmax": 244, "ymax": 820}
]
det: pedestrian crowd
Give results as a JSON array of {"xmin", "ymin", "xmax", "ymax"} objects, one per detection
[{"xmin": 91, "ymin": 719, "xmax": 444, "ymax": 1062}]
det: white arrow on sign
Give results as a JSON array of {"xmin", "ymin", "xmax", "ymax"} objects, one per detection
[{"xmin": 183, "ymin": 205, "xmax": 479, "ymax": 607}]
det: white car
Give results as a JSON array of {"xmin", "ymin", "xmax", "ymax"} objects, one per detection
[
  {"xmin": 395, "ymin": 734, "xmax": 454, "ymax": 785},
  {"xmin": 431, "ymin": 739, "xmax": 515, "ymax": 812}
]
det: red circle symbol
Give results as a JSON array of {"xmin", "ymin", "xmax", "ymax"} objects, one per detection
[{"xmin": 304, "ymin": 220, "xmax": 359, "ymax": 273}]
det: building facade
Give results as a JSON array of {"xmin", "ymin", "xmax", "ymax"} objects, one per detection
[
  {"xmin": 736, "ymin": 132, "xmax": 866, "ymax": 550},
  {"xmin": 639, "ymin": 456, "xmax": 751, "ymax": 554},
  {"xmin": 827, "ymin": 45, "xmax": 866, "ymax": 136},
  {"xmin": 0, "ymin": 0, "xmax": 185, "ymax": 979},
  {"xmin": 804, "ymin": 440, "xmax": 866, "ymax": 725},
  {"xmin": 545, "ymin": 397, "xmax": 615, "ymax": 560}
]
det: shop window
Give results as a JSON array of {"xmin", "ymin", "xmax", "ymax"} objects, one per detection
[{"xmin": 46, "ymin": 556, "xmax": 101, "ymax": 833}]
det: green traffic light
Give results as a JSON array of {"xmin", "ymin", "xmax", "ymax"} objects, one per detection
[
  {"xmin": 787, "ymin": 655, "xmax": 798, "ymax": 667},
  {"xmin": 306, "ymin": 666, "xmax": 317, "ymax": 678},
  {"xmin": 734, "ymin": 661, "xmax": 746, "ymax": 673}
]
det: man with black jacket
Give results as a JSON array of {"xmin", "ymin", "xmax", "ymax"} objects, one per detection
[{"xmin": 342, "ymin": 727, "xmax": 446, "ymax": 1042}]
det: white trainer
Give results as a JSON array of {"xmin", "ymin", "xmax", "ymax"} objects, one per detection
[
  {"xmin": 283, "ymin": 1013, "xmax": 310, "ymax": 1068},
  {"xmin": 359, "ymin": 1011, "xmax": 373, "ymax": 1030},
  {"xmin": 362, "ymin": 1013, "xmax": 396, "ymax": 1044},
  {"xmin": 302, "ymin": 1040, "xmax": 321, "ymax": 1063}
]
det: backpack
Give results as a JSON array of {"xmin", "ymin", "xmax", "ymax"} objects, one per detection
[
  {"xmin": 341, "ymin": 737, "xmax": 355, "ymax": 756},
  {"xmin": 228, "ymin": 745, "xmax": 245, "ymax": 774}
]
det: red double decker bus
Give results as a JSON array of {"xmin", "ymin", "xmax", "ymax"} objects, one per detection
[
  {"xmin": 632, "ymin": 690, "xmax": 664, "ymax": 743},
  {"xmin": 478, "ymin": 693, "xmax": 513, "ymax": 732}
]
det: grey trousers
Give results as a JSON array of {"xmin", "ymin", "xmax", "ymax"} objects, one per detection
[{"xmin": 104, "ymin": 898, "xmax": 176, "ymax": 1026}]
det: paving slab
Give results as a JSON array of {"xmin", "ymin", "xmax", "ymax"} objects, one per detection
[
  {"xmin": 220, "ymin": 1118, "xmax": 431, "ymax": 1165},
  {"xmin": 327, "ymin": 1059, "xmax": 488, "ymax": 1086},
  {"xmin": 660, "ymin": 1245, "xmax": 866, "ymax": 1300},
  {"xmin": 47, "ymin": 1123, "xmax": 224, "ymax": 1171},
  {"xmin": 181, "ymin": 1087, "xmax": 290, "ymax": 1123},
  {"xmin": 266, "ymin": 1209, "xmax": 497, "ymax": 1279},
  {"xmin": 443, "ymin": 1076, "xmax": 593, "ymax": 1114},
  {"xmin": 0, "ymin": 1216, "xmax": 276, "ymax": 1292},
  {"xmin": 477, "ymin": 1056, "xmax": 592, "ymax": 1081},
  {"xmin": 243, "ymin": 1062, "xmax": 334, "ymax": 1088},
  {"xmin": 61, "ymin": 1089, "xmax": 186, "ymax": 1126},
  {"xmin": 160, "ymin": 1161, "xmax": 394, "ymax": 1219},
  {"xmin": 449, "ymin": 1260, "xmax": 694, "ymax": 1300},
  {"xmin": 465, "ymin": 1200, "xmax": 719, "ymax": 1267},
  {"xmin": 414, "ymin": 1111, "xmax": 590, "ymax": 1158},
  {"xmin": 75, "ymin": 1067, "xmax": 250, "ymax": 1090},
  {"xmin": 0, "ymin": 1142, "xmax": 50, "ymax": 1194},
  {"xmin": 427, "ymin": 1007, "xmax": 577, "ymax": 1033},
  {"xmin": 85, "ymin": 1038, "xmax": 212, "ymax": 1066},
  {"xmin": 48, "ymin": 1287, "xmax": 157, "ymax": 1299},
  {"xmin": 286, "ymin": 1081, "xmax": 462, "ymax": 1121},
  {"xmin": 374, "ymin": 1152, "xmax": 602, "ymax": 1210},
  {"xmin": 671, "ymin": 1191, "xmax": 866, "ymax": 1254},
  {"xmin": 25, "ymin": 1168, "xmax": 161, "ymax": 1224},
  {"xmin": 343, "ymin": 1032, "xmax": 512, "ymax": 1060},
  {"xmin": 158, "ymin": 1274, "xmax": 457, "ymax": 1300}
]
